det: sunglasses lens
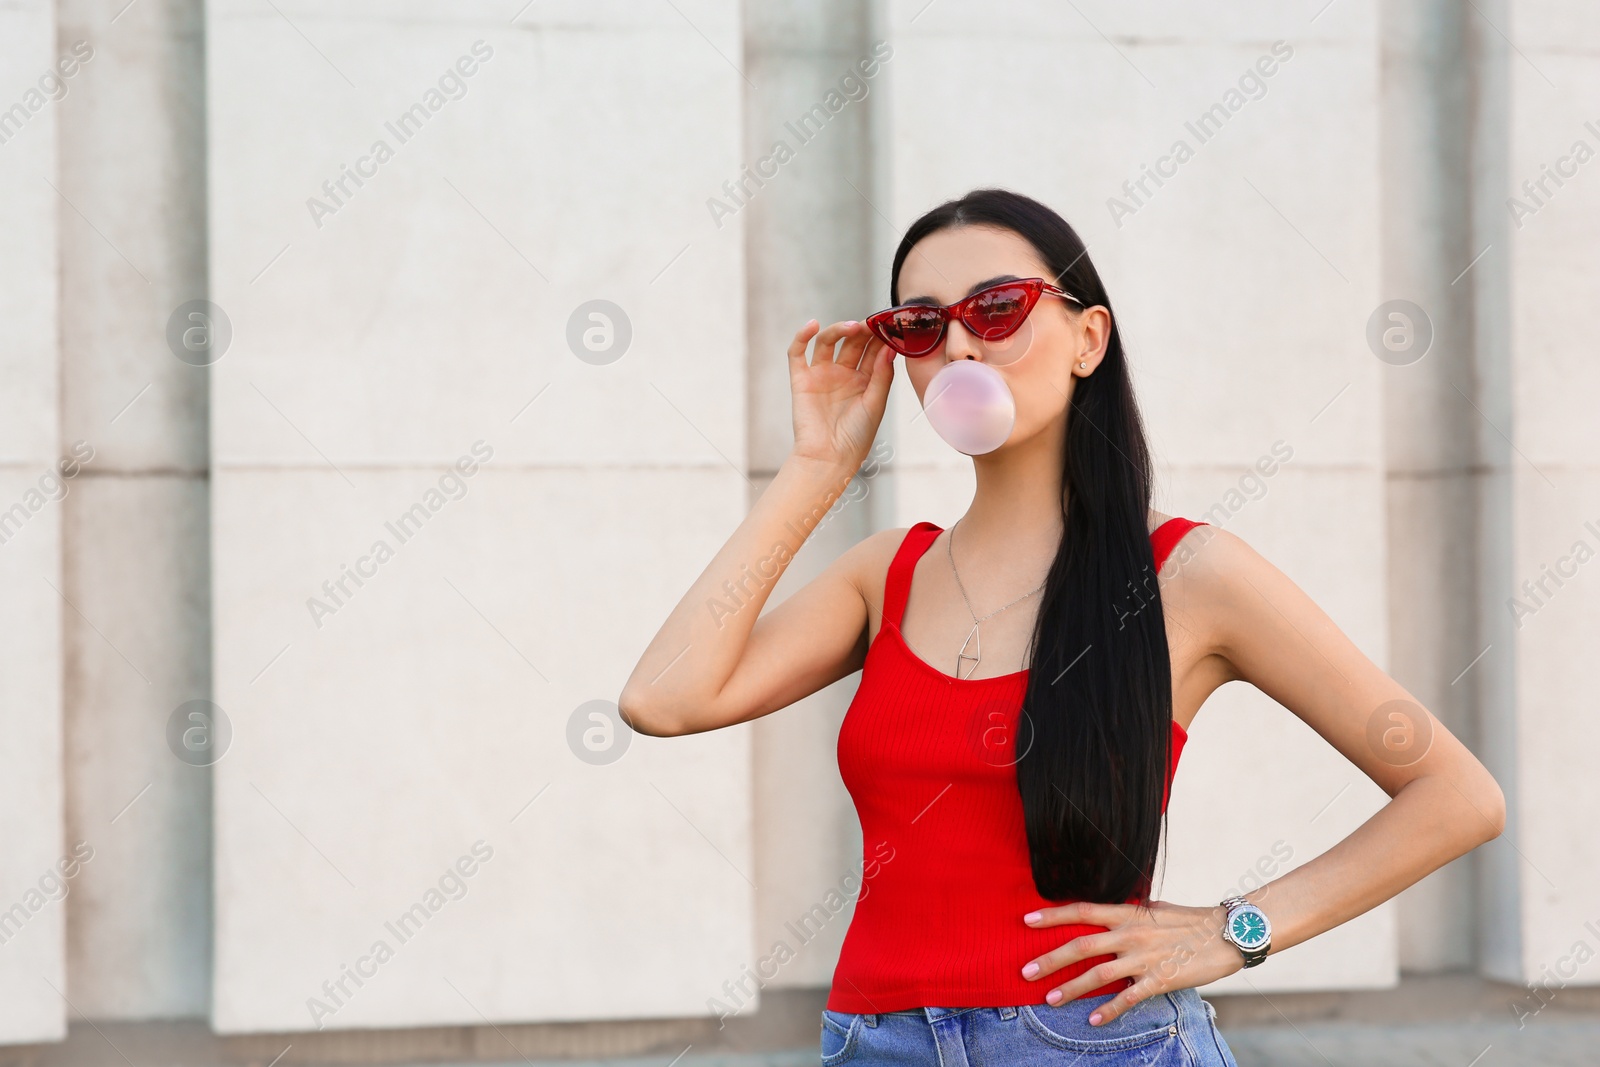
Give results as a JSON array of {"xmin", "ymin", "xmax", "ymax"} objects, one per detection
[
  {"xmin": 878, "ymin": 307, "xmax": 945, "ymax": 356},
  {"xmin": 966, "ymin": 284, "xmax": 1036, "ymax": 340}
]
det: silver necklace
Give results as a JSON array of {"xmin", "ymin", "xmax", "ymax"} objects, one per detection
[{"xmin": 945, "ymin": 518, "xmax": 1047, "ymax": 679}]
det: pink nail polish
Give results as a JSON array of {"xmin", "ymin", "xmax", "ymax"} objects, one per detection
[
  {"xmin": 1089, "ymin": 1012, "xmax": 1102, "ymax": 1025},
  {"xmin": 1022, "ymin": 962, "xmax": 1039, "ymax": 979},
  {"xmin": 1023, "ymin": 911, "xmax": 1041, "ymax": 923}
]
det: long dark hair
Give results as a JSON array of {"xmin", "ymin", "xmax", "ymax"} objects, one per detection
[{"xmin": 889, "ymin": 188, "xmax": 1170, "ymax": 905}]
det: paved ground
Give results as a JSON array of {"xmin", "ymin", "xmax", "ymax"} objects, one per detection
[
  {"xmin": 10, "ymin": 976, "xmax": 1599, "ymax": 1067},
  {"xmin": 1223, "ymin": 1018, "xmax": 1600, "ymax": 1066}
]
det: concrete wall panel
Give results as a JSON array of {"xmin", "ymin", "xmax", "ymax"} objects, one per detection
[
  {"xmin": 1497, "ymin": 0, "xmax": 1600, "ymax": 985},
  {"xmin": 205, "ymin": 0, "xmax": 754, "ymax": 1032},
  {"xmin": 0, "ymin": 0, "xmax": 67, "ymax": 1043}
]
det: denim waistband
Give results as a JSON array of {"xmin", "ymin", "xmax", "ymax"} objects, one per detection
[
  {"xmin": 869, "ymin": 987, "xmax": 1217, "ymax": 1024},
  {"xmin": 878, "ymin": 1004, "xmax": 1025, "ymax": 1022}
]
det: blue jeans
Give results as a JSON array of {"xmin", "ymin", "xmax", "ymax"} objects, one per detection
[{"xmin": 820, "ymin": 985, "xmax": 1239, "ymax": 1065}]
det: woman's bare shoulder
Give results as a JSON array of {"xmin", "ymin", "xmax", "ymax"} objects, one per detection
[
  {"xmin": 824, "ymin": 525, "xmax": 915, "ymax": 627},
  {"xmin": 1152, "ymin": 522, "xmax": 1264, "ymax": 660},
  {"xmin": 836, "ymin": 524, "xmax": 914, "ymax": 587}
]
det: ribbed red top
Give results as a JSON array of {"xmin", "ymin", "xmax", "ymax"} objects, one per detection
[{"xmin": 827, "ymin": 517, "xmax": 1205, "ymax": 1012}]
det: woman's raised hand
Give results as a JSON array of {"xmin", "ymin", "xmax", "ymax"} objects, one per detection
[{"xmin": 786, "ymin": 319, "xmax": 894, "ymax": 474}]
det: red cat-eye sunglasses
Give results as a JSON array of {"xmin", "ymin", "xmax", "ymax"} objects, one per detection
[{"xmin": 864, "ymin": 277, "xmax": 1084, "ymax": 358}]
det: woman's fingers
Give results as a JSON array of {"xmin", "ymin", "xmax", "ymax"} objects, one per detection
[
  {"xmin": 836, "ymin": 321, "xmax": 873, "ymax": 370},
  {"xmin": 780, "ymin": 316, "xmax": 870, "ymax": 371},
  {"xmin": 1024, "ymin": 901, "xmax": 1134, "ymax": 929},
  {"xmin": 1072, "ymin": 976, "xmax": 1151, "ymax": 1025},
  {"xmin": 1021, "ymin": 901, "xmax": 1234, "ymax": 1024},
  {"xmin": 859, "ymin": 336, "xmax": 894, "ymax": 414},
  {"xmin": 1045, "ymin": 957, "xmax": 1143, "ymax": 1008},
  {"xmin": 1020, "ymin": 930, "xmax": 1114, "ymax": 983},
  {"xmin": 809, "ymin": 320, "xmax": 862, "ymax": 365},
  {"xmin": 786, "ymin": 319, "xmax": 821, "ymax": 373}
]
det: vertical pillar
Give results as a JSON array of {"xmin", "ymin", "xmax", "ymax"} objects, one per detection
[
  {"xmin": 1476, "ymin": 0, "xmax": 1600, "ymax": 989},
  {"xmin": 743, "ymin": 0, "xmax": 884, "ymax": 999},
  {"xmin": 1378, "ymin": 0, "xmax": 1481, "ymax": 970},
  {"xmin": 56, "ymin": 0, "xmax": 213, "ymax": 1017}
]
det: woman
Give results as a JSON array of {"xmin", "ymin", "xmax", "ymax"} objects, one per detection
[{"xmin": 618, "ymin": 188, "xmax": 1505, "ymax": 1066}]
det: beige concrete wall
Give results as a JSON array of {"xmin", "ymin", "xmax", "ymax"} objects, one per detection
[
  {"xmin": 3, "ymin": 0, "xmax": 1595, "ymax": 1047},
  {"xmin": 0, "ymin": 0, "xmax": 68, "ymax": 1043},
  {"xmin": 1480, "ymin": 0, "xmax": 1600, "ymax": 988},
  {"xmin": 203, "ymin": 0, "xmax": 755, "ymax": 1032}
]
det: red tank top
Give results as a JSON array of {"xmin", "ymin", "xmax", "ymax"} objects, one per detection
[{"xmin": 827, "ymin": 517, "xmax": 1205, "ymax": 1012}]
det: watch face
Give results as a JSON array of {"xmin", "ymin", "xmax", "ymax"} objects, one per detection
[{"xmin": 1230, "ymin": 907, "xmax": 1270, "ymax": 949}]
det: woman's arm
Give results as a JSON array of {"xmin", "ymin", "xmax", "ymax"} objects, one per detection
[
  {"xmin": 618, "ymin": 319, "xmax": 894, "ymax": 737},
  {"xmin": 1019, "ymin": 525, "xmax": 1506, "ymax": 1022},
  {"xmin": 1184, "ymin": 527, "xmax": 1507, "ymax": 952}
]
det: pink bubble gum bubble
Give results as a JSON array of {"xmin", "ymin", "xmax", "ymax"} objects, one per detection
[{"xmin": 920, "ymin": 359, "xmax": 1017, "ymax": 456}]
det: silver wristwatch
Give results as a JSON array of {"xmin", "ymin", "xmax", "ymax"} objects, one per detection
[{"xmin": 1218, "ymin": 895, "xmax": 1271, "ymax": 968}]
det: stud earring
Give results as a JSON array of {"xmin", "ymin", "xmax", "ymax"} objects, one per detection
[{"xmin": 1078, "ymin": 361, "xmax": 1088, "ymax": 370}]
